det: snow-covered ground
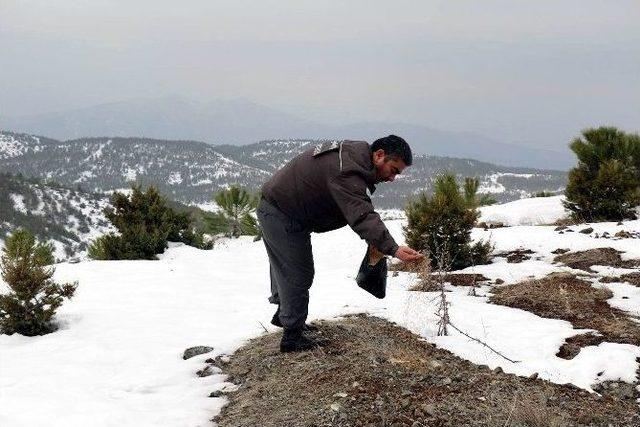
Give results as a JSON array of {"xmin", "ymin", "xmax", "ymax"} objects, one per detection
[
  {"xmin": 478, "ymin": 195, "xmax": 569, "ymax": 226},
  {"xmin": 1, "ymin": 196, "xmax": 639, "ymax": 426}
]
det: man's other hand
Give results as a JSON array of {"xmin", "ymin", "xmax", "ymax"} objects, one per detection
[{"xmin": 394, "ymin": 246, "xmax": 424, "ymax": 262}]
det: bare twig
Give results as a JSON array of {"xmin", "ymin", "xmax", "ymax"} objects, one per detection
[
  {"xmin": 257, "ymin": 321, "xmax": 269, "ymax": 333},
  {"xmin": 428, "ymin": 234, "xmax": 518, "ymax": 362},
  {"xmin": 433, "ymin": 240, "xmax": 451, "ymax": 336},
  {"xmin": 448, "ymin": 320, "xmax": 520, "ymax": 364}
]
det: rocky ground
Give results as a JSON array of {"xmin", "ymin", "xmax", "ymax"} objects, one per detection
[{"xmin": 211, "ymin": 315, "xmax": 639, "ymax": 427}]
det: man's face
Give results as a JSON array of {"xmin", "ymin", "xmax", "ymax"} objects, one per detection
[{"xmin": 372, "ymin": 149, "xmax": 407, "ymax": 183}]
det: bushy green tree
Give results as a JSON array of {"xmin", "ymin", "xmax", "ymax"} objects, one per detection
[
  {"xmin": 533, "ymin": 190, "xmax": 555, "ymax": 198},
  {"xmin": 463, "ymin": 177, "xmax": 497, "ymax": 207},
  {"xmin": 404, "ymin": 173, "xmax": 492, "ymax": 270},
  {"xmin": 0, "ymin": 229, "xmax": 77, "ymax": 336},
  {"xmin": 564, "ymin": 127, "xmax": 640, "ymax": 221},
  {"xmin": 204, "ymin": 186, "xmax": 260, "ymax": 238},
  {"xmin": 89, "ymin": 185, "xmax": 210, "ymax": 260}
]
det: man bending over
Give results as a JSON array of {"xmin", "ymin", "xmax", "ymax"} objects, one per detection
[{"xmin": 257, "ymin": 135, "xmax": 424, "ymax": 352}]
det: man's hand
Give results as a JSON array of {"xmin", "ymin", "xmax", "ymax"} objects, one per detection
[{"xmin": 394, "ymin": 246, "xmax": 424, "ymax": 262}]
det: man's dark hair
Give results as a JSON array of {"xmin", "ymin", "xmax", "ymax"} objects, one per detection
[{"xmin": 371, "ymin": 135, "xmax": 412, "ymax": 166}]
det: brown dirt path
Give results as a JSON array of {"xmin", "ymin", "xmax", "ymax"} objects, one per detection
[{"xmin": 212, "ymin": 315, "xmax": 638, "ymax": 427}]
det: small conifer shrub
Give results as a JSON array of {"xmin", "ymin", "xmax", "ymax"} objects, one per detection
[
  {"xmin": 0, "ymin": 229, "xmax": 77, "ymax": 336},
  {"xmin": 533, "ymin": 190, "xmax": 555, "ymax": 198},
  {"xmin": 564, "ymin": 127, "xmax": 640, "ymax": 221},
  {"xmin": 89, "ymin": 185, "xmax": 210, "ymax": 260},
  {"xmin": 404, "ymin": 173, "xmax": 492, "ymax": 270},
  {"xmin": 204, "ymin": 186, "xmax": 261, "ymax": 238}
]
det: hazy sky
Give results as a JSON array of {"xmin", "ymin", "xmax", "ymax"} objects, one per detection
[{"xmin": 1, "ymin": 0, "xmax": 638, "ymax": 148}]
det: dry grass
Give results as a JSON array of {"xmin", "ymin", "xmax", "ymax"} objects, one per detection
[
  {"xmin": 212, "ymin": 316, "xmax": 639, "ymax": 427},
  {"xmin": 490, "ymin": 273, "xmax": 640, "ymax": 346},
  {"xmin": 409, "ymin": 273, "xmax": 491, "ymax": 291},
  {"xmin": 553, "ymin": 247, "xmax": 640, "ymax": 272},
  {"xmin": 556, "ymin": 333, "xmax": 605, "ymax": 360}
]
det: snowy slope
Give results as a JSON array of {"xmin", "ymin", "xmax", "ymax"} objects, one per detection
[
  {"xmin": 478, "ymin": 195, "xmax": 569, "ymax": 226},
  {"xmin": 1, "ymin": 197, "xmax": 639, "ymax": 426},
  {"xmin": 0, "ymin": 173, "xmax": 113, "ymax": 260}
]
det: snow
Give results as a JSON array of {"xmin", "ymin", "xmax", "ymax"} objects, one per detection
[
  {"xmin": 192, "ymin": 202, "xmax": 220, "ymax": 213},
  {"xmin": 73, "ymin": 170, "xmax": 96, "ymax": 183},
  {"xmin": 0, "ymin": 135, "xmax": 27, "ymax": 159},
  {"xmin": 479, "ymin": 195, "xmax": 569, "ymax": 226},
  {"xmin": 122, "ymin": 168, "xmax": 137, "ymax": 181},
  {"xmin": 9, "ymin": 194, "xmax": 27, "ymax": 214},
  {"xmin": 1, "ymin": 197, "xmax": 639, "ymax": 426},
  {"xmin": 167, "ymin": 172, "xmax": 183, "ymax": 185}
]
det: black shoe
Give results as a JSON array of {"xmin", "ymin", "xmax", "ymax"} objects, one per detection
[
  {"xmin": 280, "ymin": 328, "xmax": 322, "ymax": 353},
  {"xmin": 271, "ymin": 307, "xmax": 319, "ymax": 332}
]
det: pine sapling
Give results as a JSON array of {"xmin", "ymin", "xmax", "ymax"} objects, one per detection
[{"xmin": 0, "ymin": 229, "xmax": 77, "ymax": 336}]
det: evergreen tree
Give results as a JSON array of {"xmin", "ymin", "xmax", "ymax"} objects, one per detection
[
  {"xmin": 564, "ymin": 127, "xmax": 640, "ymax": 221},
  {"xmin": 0, "ymin": 229, "xmax": 77, "ymax": 336},
  {"xmin": 89, "ymin": 185, "xmax": 209, "ymax": 260},
  {"xmin": 463, "ymin": 177, "xmax": 497, "ymax": 208},
  {"xmin": 404, "ymin": 173, "xmax": 492, "ymax": 270},
  {"xmin": 205, "ymin": 186, "xmax": 260, "ymax": 238}
]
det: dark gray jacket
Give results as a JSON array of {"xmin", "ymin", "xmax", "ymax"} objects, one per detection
[{"xmin": 261, "ymin": 140, "xmax": 399, "ymax": 256}]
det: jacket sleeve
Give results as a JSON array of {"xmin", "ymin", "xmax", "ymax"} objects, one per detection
[{"xmin": 327, "ymin": 173, "xmax": 399, "ymax": 256}]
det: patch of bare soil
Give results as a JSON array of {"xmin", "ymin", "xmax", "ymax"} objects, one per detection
[
  {"xmin": 409, "ymin": 273, "xmax": 491, "ymax": 291},
  {"xmin": 556, "ymin": 333, "xmax": 605, "ymax": 360},
  {"xmin": 477, "ymin": 221, "xmax": 506, "ymax": 229},
  {"xmin": 553, "ymin": 248, "xmax": 640, "ymax": 272},
  {"xmin": 493, "ymin": 249, "xmax": 536, "ymax": 263},
  {"xmin": 490, "ymin": 273, "xmax": 640, "ymax": 347},
  {"xmin": 620, "ymin": 272, "xmax": 640, "ymax": 287},
  {"xmin": 212, "ymin": 316, "xmax": 639, "ymax": 427},
  {"xmin": 599, "ymin": 272, "xmax": 640, "ymax": 287}
]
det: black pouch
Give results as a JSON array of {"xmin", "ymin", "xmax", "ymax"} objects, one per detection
[{"xmin": 355, "ymin": 246, "xmax": 388, "ymax": 299}]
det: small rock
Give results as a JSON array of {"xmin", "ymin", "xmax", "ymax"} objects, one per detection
[
  {"xmin": 429, "ymin": 360, "xmax": 443, "ymax": 369},
  {"xmin": 330, "ymin": 403, "xmax": 340, "ymax": 412},
  {"xmin": 579, "ymin": 227, "xmax": 594, "ymax": 234},
  {"xmin": 183, "ymin": 346, "xmax": 214, "ymax": 360},
  {"xmin": 495, "ymin": 278, "xmax": 504, "ymax": 285},
  {"xmin": 555, "ymin": 226, "xmax": 568, "ymax": 231},
  {"xmin": 333, "ymin": 392, "xmax": 348, "ymax": 398},
  {"xmin": 197, "ymin": 366, "xmax": 214, "ymax": 377},
  {"xmin": 352, "ymin": 381, "xmax": 360, "ymax": 388},
  {"xmin": 209, "ymin": 390, "xmax": 223, "ymax": 398},
  {"xmin": 528, "ymin": 372, "xmax": 539, "ymax": 380},
  {"xmin": 401, "ymin": 398, "xmax": 411, "ymax": 408},
  {"xmin": 441, "ymin": 377, "xmax": 452, "ymax": 386},
  {"xmin": 493, "ymin": 367, "xmax": 503, "ymax": 374},
  {"xmin": 421, "ymin": 403, "xmax": 436, "ymax": 416},
  {"xmin": 401, "ymin": 389, "xmax": 413, "ymax": 397}
]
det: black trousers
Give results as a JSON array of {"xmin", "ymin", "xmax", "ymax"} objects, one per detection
[{"xmin": 257, "ymin": 198, "xmax": 315, "ymax": 330}]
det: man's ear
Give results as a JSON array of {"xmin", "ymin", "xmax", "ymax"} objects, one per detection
[{"xmin": 372, "ymin": 149, "xmax": 386, "ymax": 165}]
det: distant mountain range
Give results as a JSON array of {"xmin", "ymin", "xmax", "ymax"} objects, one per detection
[
  {"xmin": 2, "ymin": 97, "xmax": 575, "ymax": 170},
  {"xmin": 0, "ymin": 172, "xmax": 113, "ymax": 261},
  {"xmin": 0, "ymin": 131, "xmax": 567, "ymax": 210}
]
